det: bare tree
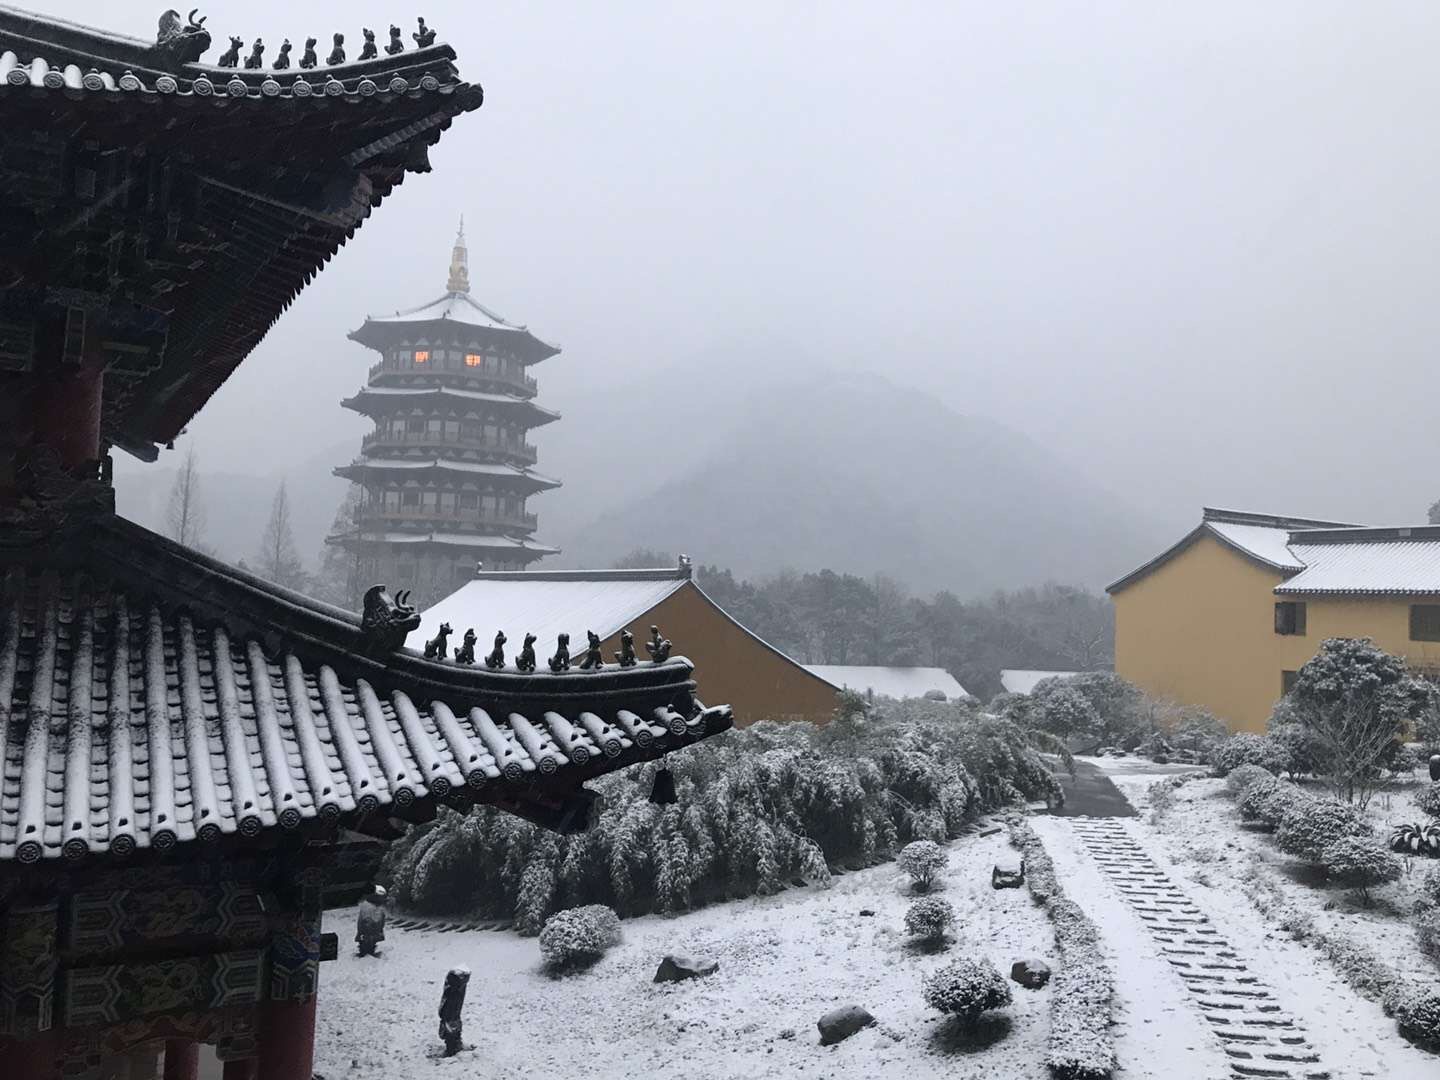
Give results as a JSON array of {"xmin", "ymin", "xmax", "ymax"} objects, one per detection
[
  {"xmin": 255, "ymin": 481, "xmax": 308, "ymax": 591},
  {"xmin": 165, "ymin": 444, "xmax": 207, "ymax": 549}
]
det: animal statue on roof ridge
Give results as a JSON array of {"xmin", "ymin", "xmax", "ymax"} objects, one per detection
[
  {"xmin": 548, "ymin": 632, "xmax": 571, "ymax": 673},
  {"xmin": 516, "ymin": 633, "xmax": 537, "ymax": 672},
  {"xmin": 578, "ymin": 630, "xmax": 604, "ymax": 670},
  {"xmin": 327, "ymin": 33, "xmax": 346, "ymax": 66},
  {"xmin": 615, "ymin": 628, "xmax": 637, "ymax": 668},
  {"xmin": 484, "ymin": 631, "xmax": 506, "ymax": 670},
  {"xmin": 414, "ymin": 17, "xmax": 437, "ymax": 48},
  {"xmin": 424, "ymin": 622, "xmax": 453, "ymax": 660},
  {"xmin": 273, "ymin": 39, "xmax": 292, "ymax": 69},
  {"xmin": 299, "ymin": 37, "xmax": 318, "ymax": 69},
  {"xmin": 217, "ymin": 35, "xmax": 242, "ymax": 68},
  {"xmin": 645, "ymin": 624, "xmax": 672, "ymax": 664},
  {"xmin": 386, "ymin": 25, "xmax": 405, "ymax": 55},
  {"xmin": 359, "ymin": 586, "xmax": 421, "ymax": 654},
  {"xmin": 454, "ymin": 628, "xmax": 477, "ymax": 665},
  {"xmin": 243, "ymin": 38, "xmax": 264, "ymax": 69},
  {"xmin": 154, "ymin": 9, "xmax": 211, "ymax": 67},
  {"xmin": 359, "ymin": 27, "xmax": 378, "ymax": 61}
]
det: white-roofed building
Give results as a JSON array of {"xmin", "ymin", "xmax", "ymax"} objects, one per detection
[
  {"xmin": 999, "ymin": 669, "xmax": 1080, "ymax": 695},
  {"xmin": 803, "ymin": 666, "xmax": 968, "ymax": 702},
  {"xmin": 1109, "ymin": 506, "xmax": 1440, "ymax": 731},
  {"xmin": 421, "ymin": 560, "xmax": 841, "ymax": 726}
]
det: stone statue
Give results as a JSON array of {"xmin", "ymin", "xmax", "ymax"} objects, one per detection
[
  {"xmin": 243, "ymin": 38, "xmax": 264, "ymax": 69},
  {"xmin": 356, "ymin": 885, "xmax": 387, "ymax": 957},
  {"xmin": 326, "ymin": 32, "xmax": 345, "ymax": 66},
  {"xmin": 359, "ymin": 586, "xmax": 420, "ymax": 654},
  {"xmin": 414, "ymin": 16, "xmax": 437, "ymax": 48},
  {"xmin": 516, "ymin": 633, "xmax": 537, "ymax": 673},
  {"xmin": 614, "ymin": 628, "xmax": 637, "ymax": 668},
  {"xmin": 217, "ymin": 35, "xmax": 242, "ymax": 68},
  {"xmin": 273, "ymin": 39, "xmax": 292, "ymax": 69},
  {"xmin": 645, "ymin": 624, "xmax": 672, "ymax": 664},
  {"xmin": 423, "ymin": 622, "xmax": 453, "ymax": 661},
  {"xmin": 386, "ymin": 25, "xmax": 405, "ymax": 55},
  {"xmin": 548, "ymin": 633, "xmax": 571, "ymax": 673},
  {"xmin": 154, "ymin": 9, "xmax": 211, "ymax": 66},
  {"xmin": 454, "ymin": 628, "xmax": 477, "ymax": 665},
  {"xmin": 578, "ymin": 630, "xmax": 604, "ymax": 670},
  {"xmin": 437, "ymin": 966, "xmax": 470, "ymax": 1055},
  {"xmin": 484, "ymin": 631, "xmax": 507, "ymax": 670},
  {"xmin": 359, "ymin": 27, "xmax": 378, "ymax": 60},
  {"xmin": 299, "ymin": 36, "xmax": 318, "ymax": 69}
]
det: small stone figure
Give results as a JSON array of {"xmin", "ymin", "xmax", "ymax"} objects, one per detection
[
  {"xmin": 484, "ymin": 630, "xmax": 507, "ymax": 670},
  {"xmin": 243, "ymin": 38, "xmax": 264, "ymax": 69},
  {"xmin": 645, "ymin": 624, "xmax": 672, "ymax": 664},
  {"xmin": 614, "ymin": 628, "xmax": 637, "ymax": 668},
  {"xmin": 578, "ymin": 630, "xmax": 604, "ymax": 670},
  {"xmin": 299, "ymin": 37, "xmax": 318, "ymax": 69},
  {"xmin": 359, "ymin": 27, "xmax": 378, "ymax": 60},
  {"xmin": 516, "ymin": 633, "xmax": 537, "ymax": 673},
  {"xmin": 385, "ymin": 24, "xmax": 405, "ymax": 54},
  {"xmin": 356, "ymin": 885, "xmax": 387, "ymax": 957},
  {"xmin": 437, "ymin": 966, "xmax": 470, "ymax": 1056},
  {"xmin": 423, "ymin": 622, "xmax": 453, "ymax": 660},
  {"xmin": 217, "ymin": 35, "xmax": 242, "ymax": 68},
  {"xmin": 548, "ymin": 633, "xmax": 571, "ymax": 673},
  {"xmin": 359, "ymin": 586, "xmax": 420, "ymax": 654},
  {"xmin": 414, "ymin": 16, "xmax": 437, "ymax": 48},
  {"xmin": 454, "ymin": 628, "xmax": 477, "ymax": 665},
  {"xmin": 273, "ymin": 38, "xmax": 292, "ymax": 69},
  {"xmin": 154, "ymin": 8, "xmax": 211, "ymax": 66},
  {"xmin": 326, "ymin": 32, "xmax": 345, "ymax": 66}
]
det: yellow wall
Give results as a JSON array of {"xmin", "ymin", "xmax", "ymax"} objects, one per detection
[
  {"xmin": 597, "ymin": 583, "xmax": 840, "ymax": 727},
  {"xmin": 1115, "ymin": 533, "xmax": 1440, "ymax": 732}
]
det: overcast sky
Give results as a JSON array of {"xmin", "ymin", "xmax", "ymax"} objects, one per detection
[{"xmin": 85, "ymin": 0, "xmax": 1440, "ymax": 535}]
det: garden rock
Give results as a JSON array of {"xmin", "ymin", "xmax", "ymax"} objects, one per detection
[
  {"xmin": 992, "ymin": 861, "xmax": 1025, "ymax": 889},
  {"xmin": 1010, "ymin": 958, "xmax": 1051, "ymax": 989},
  {"xmin": 817, "ymin": 1005, "xmax": 875, "ymax": 1045},
  {"xmin": 654, "ymin": 955, "xmax": 719, "ymax": 983},
  {"xmin": 1430, "ymin": 754, "xmax": 1440, "ymax": 782}
]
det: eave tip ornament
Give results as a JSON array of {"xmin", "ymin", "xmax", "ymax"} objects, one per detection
[
  {"xmin": 359, "ymin": 585, "xmax": 420, "ymax": 654},
  {"xmin": 154, "ymin": 8, "xmax": 211, "ymax": 67}
]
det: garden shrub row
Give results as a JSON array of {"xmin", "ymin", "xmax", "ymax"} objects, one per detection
[{"xmin": 1008, "ymin": 816, "xmax": 1116, "ymax": 1080}]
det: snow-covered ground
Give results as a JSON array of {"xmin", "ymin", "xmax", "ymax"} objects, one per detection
[{"xmin": 316, "ymin": 829, "xmax": 1058, "ymax": 1079}]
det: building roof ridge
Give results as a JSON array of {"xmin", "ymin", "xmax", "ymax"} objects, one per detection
[
  {"xmin": 471, "ymin": 565, "xmax": 693, "ymax": 583},
  {"xmin": 1201, "ymin": 506, "xmax": 1359, "ymax": 530},
  {"xmin": 1286, "ymin": 524, "xmax": 1440, "ymax": 545}
]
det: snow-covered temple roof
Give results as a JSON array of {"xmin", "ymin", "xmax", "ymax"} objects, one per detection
[
  {"xmin": 804, "ymin": 665, "xmax": 968, "ymax": 701},
  {"xmin": 998, "ymin": 669, "xmax": 1080, "ymax": 695}
]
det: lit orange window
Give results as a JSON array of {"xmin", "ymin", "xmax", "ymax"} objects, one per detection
[
  {"xmin": 465, "ymin": 353, "xmax": 482, "ymax": 367},
  {"xmin": 413, "ymin": 350, "xmax": 430, "ymax": 364}
]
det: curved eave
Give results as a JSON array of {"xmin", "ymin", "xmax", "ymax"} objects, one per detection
[
  {"xmin": 333, "ymin": 459, "xmax": 561, "ymax": 492},
  {"xmin": 341, "ymin": 387, "xmax": 561, "ymax": 427},
  {"xmin": 328, "ymin": 530, "xmax": 559, "ymax": 556},
  {"xmin": 349, "ymin": 315, "xmax": 561, "ymax": 364}
]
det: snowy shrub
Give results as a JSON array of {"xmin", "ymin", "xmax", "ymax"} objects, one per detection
[
  {"xmin": 1236, "ymin": 775, "xmax": 1305, "ymax": 830},
  {"xmin": 1321, "ymin": 835, "xmax": 1401, "ymax": 904},
  {"xmin": 1276, "ymin": 798, "xmax": 1371, "ymax": 862},
  {"xmin": 1225, "ymin": 763, "xmax": 1274, "ymax": 795},
  {"xmin": 1384, "ymin": 741, "xmax": 1420, "ymax": 778},
  {"xmin": 904, "ymin": 896, "xmax": 956, "ymax": 945},
  {"xmin": 1418, "ymin": 782, "xmax": 1440, "ymax": 819},
  {"xmin": 1006, "ymin": 815, "xmax": 1059, "ymax": 903},
  {"xmin": 1037, "ymin": 671, "xmax": 1150, "ymax": 750},
  {"xmin": 1210, "ymin": 733, "xmax": 1289, "ymax": 777},
  {"xmin": 1027, "ymin": 685, "xmax": 1103, "ymax": 743},
  {"xmin": 1420, "ymin": 865, "xmax": 1440, "ymax": 912},
  {"xmin": 1416, "ymin": 908, "xmax": 1440, "ymax": 964},
  {"xmin": 1166, "ymin": 707, "xmax": 1228, "ymax": 758},
  {"xmin": 921, "ymin": 957, "xmax": 1011, "ymax": 1024},
  {"xmin": 1385, "ymin": 982, "xmax": 1440, "ymax": 1051},
  {"xmin": 897, "ymin": 840, "xmax": 948, "ymax": 892},
  {"xmin": 537, "ymin": 904, "xmax": 621, "ymax": 971}
]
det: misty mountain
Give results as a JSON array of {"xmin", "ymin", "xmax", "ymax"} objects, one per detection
[{"xmin": 548, "ymin": 375, "xmax": 1162, "ymax": 597}]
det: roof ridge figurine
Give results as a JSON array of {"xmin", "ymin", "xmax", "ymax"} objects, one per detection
[
  {"xmin": 359, "ymin": 585, "xmax": 420, "ymax": 654},
  {"xmin": 516, "ymin": 632, "xmax": 537, "ymax": 672},
  {"xmin": 327, "ymin": 32, "xmax": 345, "ymax": 66},
  {"xmin": 548, "ymin": 632, "xmax": 570, "ymax": 673},
  {"xmin": 243, "ymin": 38, "xmax": 264, "ymax": 70},
  {"xmin": 386, "ymin": 25, "xmax": 405, "ymax": 55},
  {"xmin": 424, "ymin": 621, "xmax": 453, "ymax": 660},
  {"xmin": 578, "ymin": 630, "xmax": 603, "ymax": 670},
  {"xmin": 484, "ymin": 630, "xmax": 506, "ymax": 670},
  {"xmin": 153, "ymin": 8, "xmax": 211, "ymax": 66},
  {"xmin": 454, "ymin": 628, "xmax": 477, "ymax": 665},
  {"xmin": 273, "ymin": 38, "xmax": 292, "ymax": 69},
  {"xmin": 646, "ymin": 624, "xmax": 672, "ymax": 664},
  {"xmin": 299, "ymin": 36, "xmax": 318, "ymax": 68},
  {"xmin": 360, "ymin": 27, "xmax": 378, "ymax": 61},
  {"xmin": 414, "ymin": 16, "xmax": 437, "ymax": 48},
  {"xmin": 615, "ymin": 628, "xmax": 637, "ymax": 668},
  {"xmin": 217, "ymin": 35, "xmax": 241, "ymax": 68}
]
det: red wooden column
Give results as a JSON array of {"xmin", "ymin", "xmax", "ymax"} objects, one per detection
[
  {"xmin": 256, "ymin": 996, "xmax": 317, "ymax": 1080},
  {"xmin": 162, "ymin": 1040, "xmax": 200, "ymax": 1080}
]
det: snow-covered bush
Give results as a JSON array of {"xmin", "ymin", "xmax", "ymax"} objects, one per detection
[
  {"xmin": 921, "ymin": 957, "xmax": 1012, "ymax": 1024},
  {"xmin": 1420, "ymin": 865, "xmax": 1440, "ymax": 911},
  {"xmin": 1385, "ymin": 982, "xmax": 1440, "ymax": 1051},
  {"xmin": 1225, "ymin": 763, "xmax": 1274, "ymax": 795},
  {"xmin": 1210, "ymin": 732, "xmax": 1289, "ymax": 777},
  {"xmin": 897, "ymin": 840, "xmax": 948, "ymax": 892},
  {"xmin": 904, "ymin": 896, "xmax": 956, "ymax": 945},
  {"xmin": 1276, "ymin": 798, "xmax": 1371, "ymax": 862},
  {"xmin": 1321, "ymin": 835, "xmax": 1401, "ymax": 904},
  {"xmin": 1236, "ymin": 775, "xmax": 1305, "ymax": 830},
  {"xmin": 1028, "ymin": 685, "xmax": 1103, "ymax": 743},
  {"xmin": 1167, "ymin": 707, "xmax": 1228, "ymax": 758},
  {"xmin": 1417, "ymin": 781, "xmax": 1440, "ymax": 819},
  {"xmin": 538, "ymin": 904, "xmax": 622, "ymax": 971},
  {"xmin": 1416, "ymin": 908, "xmax": 1440, "ymax": 963}
]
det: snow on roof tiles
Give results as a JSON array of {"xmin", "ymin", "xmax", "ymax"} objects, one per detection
[
  {"xmin": 419, "ymin": 569, "xmax": 692, "ymax": 653},
  {"xmin": 803, "ymin": 666, "xmax": 967, "ymax": 701},
  {"xmin": 369, "ymin": 291, "xmax": 525, "ymax": 332},
  {"xmin": 1278, "ymin": 533, "xmax": 1440, "ymax": 595},
  {"xmin": 999, "ymin": 669, "xmax": 1080, "ymax": 695},
  {"xmin": 1205, "ymin": 521, "xmax": 1306, "ymax": 571}
]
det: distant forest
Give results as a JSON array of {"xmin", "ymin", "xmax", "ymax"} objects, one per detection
[{"xmin": 615, "ymin": 549, "xmax": 1114, "ymax": 702}]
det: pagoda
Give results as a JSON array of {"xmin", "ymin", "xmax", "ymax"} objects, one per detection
[
  {"xmin": 330, "ymin": 226, "xmax": 561, "ymax": 606},
  {"xmin": 0, "ymin": 9, "xmax": 731, "ymax": 1080}
]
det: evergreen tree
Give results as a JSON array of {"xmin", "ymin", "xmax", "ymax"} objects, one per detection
[
  {"xmin": 254, "ymin": 481, "xmax": 308, "ymax": 591},
  {"xmin": 164, "ymin": 444, "xmax": 208, "ymax": 551},
  {"xmin": 312, "ymin": 485, "xmax": 363, "ymax": 606}
]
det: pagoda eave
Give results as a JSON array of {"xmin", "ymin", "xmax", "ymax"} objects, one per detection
[
  {"xmin": 348, "ymin": 317, "xmax": 561, "ymax": 364},
  {"xmin": 340, "ymin": 386, "xmax": 561, "ymax": 426},
  {"xmin": 334, "ymin": 460, "xmax": 560, "ymax": 493},
  {"xmin": 327, "ymin": 530, "xmax": 560, "ymax": 557}
]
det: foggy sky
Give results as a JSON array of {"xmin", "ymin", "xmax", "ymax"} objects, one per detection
[{"xmin": 84, "ymin": 0, "xmax": 1440, "ymax": 538}]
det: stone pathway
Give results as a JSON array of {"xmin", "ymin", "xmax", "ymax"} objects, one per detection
[{"xmin": 1068, "ymin": 816, "xmax": 1331, "ymax": 1080}]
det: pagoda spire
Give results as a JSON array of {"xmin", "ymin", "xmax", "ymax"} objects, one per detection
[{"xmin": 446, "ymin": 217, "xmax": 470, "ymax": 294}]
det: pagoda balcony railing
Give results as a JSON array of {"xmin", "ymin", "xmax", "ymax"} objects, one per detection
[
  {"xmin": 361, "ymin": 431, "xmax": 539, "ymax": 464},
  {"xmin": 359, "ymin": 508, "xmax": 539, "ymax": 531},
  {"xmin": 367, "ymin": 360, "xmax": 538, "ymax": 396}
]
